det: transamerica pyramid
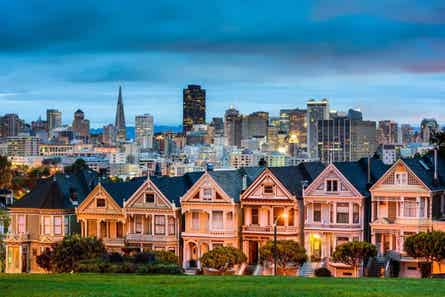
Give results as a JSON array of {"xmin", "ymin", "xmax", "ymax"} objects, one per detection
[{"xmin": 115, "ymin": 85, "xmax": 126, "ymax": 143}]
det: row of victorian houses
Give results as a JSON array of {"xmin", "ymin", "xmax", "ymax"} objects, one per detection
[{"xmin": 4, "ymin": 152, "xmax": 445, "ymax": 277}]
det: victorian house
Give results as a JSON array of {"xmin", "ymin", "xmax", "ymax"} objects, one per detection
[
  {"xmin": 303, "ymin": 159, "xmax": 387, "ymax": 276},
  {"xmin": 76, "ymin": 174, "xmax": 199, "ymax": 255},
  {"xmin": 370, "ymin": 153, "xmax": 445, "ymax": 277},
  {"xmin": 5, "ymin": 170, "xmax": 97, "ymax": 273},
  {"xmin": 181, "ymin": 169, "xmax": 262, "ymax": 269},
  {"xmin": 240, "ymin": 163, "xmax": 324, "ymax": 265}
]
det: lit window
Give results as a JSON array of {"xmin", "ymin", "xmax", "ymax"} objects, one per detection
[
  {"xmin": 326, "ymin": 180, "xmax": 338, "ymax": 192},
  {"xmin": 395, "ymin": 172, "xmax": 408, "ymax": 185},
  {"xmin": 54, "ymin": 216, "xmax": 62, "ymax": 235},
  {"xmin": 96, "ymin": 199, "xmax": 106, "ymax": 208},
  {"xmin": 145, "ymin": 193, "xmax": 155, "ymax": 203}
]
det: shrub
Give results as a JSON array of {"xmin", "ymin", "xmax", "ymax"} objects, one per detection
[
  {"xmin": 314, "ymin": 267, "xmax": 332, "ymax": 277},
  {"xmin": 259, "ymin": 240, "xmax": 307, "ymax": 272},
  {"xmin": 134, "ymin": 252, "xmax": 156, "ymax": 264},
  {"xmin": 420, "ymin": 262, "xmax": 432, "ymax": 278},
  {"xmin": 390, "ymin": 260, "xmax": 400, "ymax": 278},
  {"xmin": 200, "ymin": 246, "xmax": 247, "ymax": 272},
  {"xmin": 37, "ymin": 235, "xmax": 106, "ymax": 273},
  {"xmin": 108, "ymin": 252, "xmax": 124, "ymax": 263},
  {"xmin": 154, "ymin": 250, "xmax": 178, "ymax": 264},
  {"xmin": 36, "ymin": 249, "xmax": 53, "ymax": 272}
]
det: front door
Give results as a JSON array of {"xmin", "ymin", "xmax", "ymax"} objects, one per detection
[
  {"xmin": 21, "ymin": 245, "xmax": 28, "ymax": 273},
  {"xmin": 248, "ymin": 241, "xmax": 259, "ymax": 264},
  {"xmin": 310, "ymin": 234, "xmax": 321, "ymax": 261}
]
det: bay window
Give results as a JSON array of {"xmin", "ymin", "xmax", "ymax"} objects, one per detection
[
  {"xmin": 403, "ymin": 198, "xmax": 417, "ymax": 217},
  {"xmin": 212, "ymin": 211, "xmax": 224, "ymax": 230},
  {"xmin": 168, "ymin": 217, "xmax": 175, "ymax": 235},
  {"xmin": 54, "ymin": 216, "xmax": 62, "ymax": 235},
  {"xmin": 155, "ymin": 215, "xmax": 165, "ymax": 235},
  {"xmin": 336, "ymin": 203, "xmax": 349, "ymax": 224},
  {"xmin": 353, "ymin": 204, "xmax": 360, "ymax": 224},
  {"xmin": 43, "ymin": 216, "xmax": 51, "ymax": 235}
]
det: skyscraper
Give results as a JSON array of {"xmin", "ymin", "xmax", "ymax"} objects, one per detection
[
  {"xmin": 183, "ymin": 84, "xmax": 206, "ymax": 134},
  {"xmin": 420, "ymin": 118, "xmax": 439, "ymax": 144},
  {"xmin": 280, "ymin": 108, "xmax": 307, "ymax": 150},
  {"xmin": 115, "ymin": 86, "xmax": 126, "ymax": 143},
  {"xmin": 46, "ymin": 109, "xmax": 62, "ymax": 131},
  {"xmin": 307, "ymin": 99, "xmax": 329, "ymax": 158},
  {"xmin": 224, "ymin": 107, "xmax": 242, "ymax": 147},
  {"xmin": 241, "ymin": 111, "xmax": 269, "ymax": 140},
  {"xmin": 377, "ymin": 120, "xmax": 398, "ymax": 144},
  {"xmin": 72, "ymin": 109, "xmax": 90, "ymax": 143},
  {"xmin": 135, "ymin": 114, "xmax": 154, "ymax": 150},
  {"xmin": 0, "ymin": 114, "xmax": 24, "ymax": 138}
]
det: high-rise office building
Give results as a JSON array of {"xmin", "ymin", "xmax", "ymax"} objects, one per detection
[
  {"xmin": 183, "ymin": 84, "xmax": 206, "ymax": 134},
  {"xmin": 400, "ymin": 124, "xmax": 414, "ymax": 144},
  {"xmin": 307, "ymin": 99, "xmax": 329, "ymax": 158},
  {"xmin": 46, "ymin": 109, "xmax": 62, "ymax": 131},
  {"xmin": 317, "ymin": 116, "xmax": 377, "ymax": 162},
  {"xmin": 115, "ymin": 86, "xmax": 126, "ymax": 143},
  {"xmin": 347, "ymin": 108, "xmax": 363, "ymax": 121},
  {"xmin": 280, "ymin": 109, "xmax": 307, "ymax": 150},
  {"xmin": 72, "ymin": 109, "xmax": 90, "ymax": 143},
  {"xmin": 224, "ymin": 107, "xmax": 242, "ymax": 147},
  {"xmin": 377, "ymin": 120, "xmax": 398, "ymax": 144},
  {"xmin": 102, "ymin": 124, "xmax": 115, "ymax": 146},
  {"xmin": 0, "ymin": 114, "xmax": 24, "ymax": 138},
  {"xmin": 420, "ymin": 118, "xmax": 439, "ymax": 144},
  {"xmin": 210, "ymin": 117, "xmax": 224, "ymax": 137},
  {"xmin": 241, "ymin": 111, "xmax": 269, "ymax": 140},
  {"xmin": 135, "ymin": 114, "xmax": 154, "ymax": 150}
]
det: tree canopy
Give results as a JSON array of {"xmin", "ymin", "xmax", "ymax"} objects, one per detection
[
  {"xmin": 0, "ymin": 156, "xmax": 13, "ymax": 189},
  {"xmin": 259, "ymin": 240, "xmax": 307, "ymax": 270},
  {"xmin": 404, "ymin": 231, "xmax": 445, "ymax": 264},
  {"xmin": 332, "ymin": 241, "xmax": 377, "ymax": 276}
]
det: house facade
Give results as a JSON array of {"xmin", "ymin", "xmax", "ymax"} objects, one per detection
[
  {"xmin": 5, "ymin": 170, "xmax": 97, "ymax": 273},
  {"xmin": 370, "ymin": 155, "xmax": 445, "ymax": 277}
]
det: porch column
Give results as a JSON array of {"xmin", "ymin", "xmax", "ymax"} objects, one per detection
[
  {"xmin": 141, "ymin": 215, "xmax": 145, "ymax": 234},
  {"xmin": 152, "ymin": 215, "xmax": 155, "ymax": 235},
  {"xmin": 269, "ymin": 207, "xmax": 274, "ymax": 226},
  {"xmin": 333, "ymin": 202, "xmax": 337, "ymax": 224}
]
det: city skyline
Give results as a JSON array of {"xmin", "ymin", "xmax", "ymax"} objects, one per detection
[{"xmin": 1, "ymin": 1, "xmax": 445, "ymax": 126}]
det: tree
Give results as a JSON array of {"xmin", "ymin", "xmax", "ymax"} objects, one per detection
[
  {"xmin": 200, "ymin": 246, "xmax": 247, "ymax": 273},
  {"xmin": 332, "ymin": 241, "xmax": 377, "ymax": 277},
  {"xmin": 64, "ymin": 158, "xmax": 88, "ymax": 174},
  {"xmin": 404, "ymin": 231, "xmax": 445, "ymax": 277},
  {"xmin": 259, "ymin": 240, "xmax": 307, "ymax": 273},
  {"xmin": 0, "ymin": 210, "xmax": 10, "ymax": 272},
  {"xmin": 0, "ymin": 156, "xmax": 13, "ymax": 189},
  {"xmin": 431, "ymin": 131, "xmax": 445, "ymax": 157},
  {"xmin": 37, "ymin": 235, "xmax": 106, "ymax": 272}
]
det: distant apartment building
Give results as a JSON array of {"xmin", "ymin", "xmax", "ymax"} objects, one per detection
[
  {"xmin": 135, "ymin": 114, "xmax": 154, "ymax": 150},
  {"xmin": 0, "ymin": 114, "xmax": 25, "ymax": 138},
  {"xmin": 377, "ymin": 120, "xmax": 398, "ymax": 145},
  {"xmin": 5, "ymin": 136, "xmax": 40, "ymax": 157},
  {"xmin": 72, "ymin": 110, "xmax": 90, "ymax": 143},
  {"xmin": 102, "ymin": 124, "xmax": 115, "ymax": 146},
  {"xmin": 46, "ymin": 109, "xmax": 62, "ymax": 131},
  {"xmin": 307, "ymin": 99, "xmax": 329, "ymax": 159},
  {"xmin": 183, "ymin": 85, "xmax": 206, "ymax": 134},
  {"xmin": 241, "ymin": 111, "xmax": 269, "ymax": 141}
]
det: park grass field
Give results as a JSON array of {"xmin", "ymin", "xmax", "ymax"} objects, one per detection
[{"xmin": 1, "ymin": 274, "xmax": 444, "ymax": 297}]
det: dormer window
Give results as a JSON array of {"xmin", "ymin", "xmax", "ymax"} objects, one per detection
[
  {"xmin": 395, "ymin": 172, "xmax": 408, "ymax": 185},
  {"xmin": 202, "ymin": 188, "xmax": 213, "ymax": 200},
  {"xmin": 263, "ymin": 185, "xmax": 274, "ymax": 194},
  {"xmin": 96, "ymin": 198, "xmax": 106, "ymax": 208},
  {"xmin": 145, "ymin": 193, "xmax": 155, "ymax": 203},
  {"xmin": 326, "ymin": 180, "xmax": 338, "ymax": 192}
]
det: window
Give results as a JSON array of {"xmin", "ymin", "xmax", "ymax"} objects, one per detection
[
  {"xmin": 202, "ymin": 188, "xmax": 212, "ymax": 200},
  {"xmin": 288, "ymin": 209, "xmax": 294, "ymax": 226},
  {"xmin": 145, "ymin": 193, "xmax": 155, "ymax": 203},
  {"xmin": 192, "ymin": 212, "xmax": 200, "ymax": 230},
  {"xmin": 336, "ymin": 203, "xmax": 349, "ymax": 224},
  {"xmin": 96, "ymin": 198, "xmax": 106, "ymax": 208},
  {"xmin": 313, "ymin": 203, "xmax": 321, "ymax": 222},
  {"xmin": 168, "ymin": 217, "xmax": 175, "ymax": 235},
  {"xmin": 212, "ymin": 211, "xmax": 224, "ymax": 230},
  {"xmin": 43, "ymin": 216, "xmax": 51, "ymax": 235},
  {"xmin": 18, "ymin": 215, "xmax": 26, "ymax": 234},
  {"xmin": 146, "ymin": 215, "xmax": 152, "ymax": 235},
  {"xmin": 395, "ymin": 172, "xmax": 408, "ymax": 185},
  {"xmin": 155, "ymin": 215, "xmax": 165, "ymax": 235},
  {"xmin": 336, "ymin": 237, "xmax": 349, "ymax": 246},
  {"xmin": 64, "ymin": 216, "xmax": 69, "ymax": 235},
  {"xmin": 353, "ymin": 204, "xmax": 360, "ymax": 224},
  {"xmin": 326, "ymin": 180, "xmax": 338, "ymax": 192},
  {"xmin": 274, "ymin": 208, "xmax": 285, "ymax": 226},
  {"xmin": 419, "ymin": 197, "xmax": 426, "ymax": 217},
  {"xmin": 263, "ymin": 185, "xmax": 273, "ymax": 194},
  {"xmin": 135, "ymin": 215, "xmax": 143, "ymax": 234},
  {"xmin": 403, "ymin": 198, "xmax": 417, "ymax": 217},
  {"xmin": 54, "ymin": 216, "xmax": 62, "ymax": 235},
  {"xmin": 251, "ymin": 208, "xmax": 259, "ymax": 225}
]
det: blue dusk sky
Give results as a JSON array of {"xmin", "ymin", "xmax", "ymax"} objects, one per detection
[{"xmin": 0, "ymin": 0, "xmax": 444, "ymax": 127}]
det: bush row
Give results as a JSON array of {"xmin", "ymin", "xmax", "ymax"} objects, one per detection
[{"xmin": 76, "ymin": 261, "xmax": 182, "ymax": 274}]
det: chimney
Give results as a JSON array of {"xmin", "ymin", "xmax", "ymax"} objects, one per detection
[{"xmin": 242, "ymin": 174, "xmax": 247, "ymax": 190}]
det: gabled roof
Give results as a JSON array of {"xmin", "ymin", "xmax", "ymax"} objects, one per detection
[
  {"xmin": 11, "ymin": 169, "xmax": 98, "ymax": 210},
  {"xmin": 150, "ymin": 172, "xmax": 203, "ymax": 206},
  {"xmin": 268, "ymin": 162, "xmax": 326, "ymax": 196},
  {"xmin": 101, "ymin": 177, "xmax": 145, "ymax": 207},
  {"xmin": 400, "ymin": 153, "xmax": 445, "ymax": 191}
]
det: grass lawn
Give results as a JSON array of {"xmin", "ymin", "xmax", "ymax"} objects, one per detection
[{"xmin": 1, "ymin": 274, "xmax": 444, "ymax": 297}]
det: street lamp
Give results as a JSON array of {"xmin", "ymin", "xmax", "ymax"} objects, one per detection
[{"xmin": 274, "ymin": 212, "xmax": 288, "ymax": 276}]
